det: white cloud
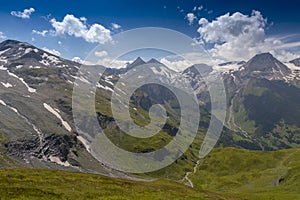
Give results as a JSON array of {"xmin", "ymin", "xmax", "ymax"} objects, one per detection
[
  {"xmin": 0, "ymin": 32, "xmax": 6, "ymax": 39},
  {"xmin": 42, "ymin": 47, "xmax": 61, "ymax": 56},
  {"xmin": 80, "ymin": 17, "xmax": 87, "ymax": 22},
  {"xmin": 160, "ymin": 57, "xmax": 192, "ymax": 72},
  {"xmin": 111, "ymin": 23, "xmax": 121, "ymax": 30},
  {"xmin": 32, "ymin": 30, "xmax": 48, "ymax": 37},
  {"xmin": 94, "ymin": 50, "xmax": 108, "ymax": 57},
  {"xmin": 193, "ymin": 6, "xmax": 203, "ymax": 11},
  {"xmin": 96, "ymin": 57, "xmax": 130, "ymax": 68},
  {"xmin": 50, "ymin": 14, "xmax": 112, "ymax": 44},
  {"xmin": 11, "ymin": 8, "xmax": 35, "ymax": 19},
  {"xmin": 186, "ymin": 13, "xmax": 197, "ymax": 25},
  {"xmin": 196, "ymin": 10, "xmax": 300, "ymax": 62},
  {"xmin": 159, "ymin": 53, "xmax": 223, "ymax": 72},
  {"xmin": 72, "ymin": 57, "xmax": 83, "ymax": 64},
  {"xmin": 197, "ymin": 11, "xmax": 268, "ymax": 61},
  {"xmin": 270, "ymin": 50, "xmax": 300, "ymax": 62},
  {"xmin": 83, "ymin": 57, "xmax": 130, "ymax": 68}
]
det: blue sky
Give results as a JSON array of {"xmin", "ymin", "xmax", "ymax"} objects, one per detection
[{"xmin": 0, "ymin": 0, "xmax": 300, "ymax": 68}]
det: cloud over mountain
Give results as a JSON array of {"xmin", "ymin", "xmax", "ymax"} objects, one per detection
[
  {"xmin": 197, "ymin": 10, "xmax": 300, "ymax": 61},
  {"xmin": 198, "ymin": 10, "xmax": 266, "ymax": 60}
]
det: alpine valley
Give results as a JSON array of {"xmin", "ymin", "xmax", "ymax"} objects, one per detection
[{"xmin": 1, "ymin": 39, "xmax": 300, "ymax": 200}]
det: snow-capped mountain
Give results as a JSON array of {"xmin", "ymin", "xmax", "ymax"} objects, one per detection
[{"xmin": 1, "ymin": 39, "xmax": 300, "ymax": 176}]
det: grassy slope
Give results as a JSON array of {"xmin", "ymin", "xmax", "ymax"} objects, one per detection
[
  {"xmin": 190, "ymin": 148, "xmax": 300, "ymax": 200},
  {"xmin": 0, "ymin": 168, "xmax": 241, "ymax": 200},
  {"xmin": 1, "ymin": 148, "xmax": 300, "ymax": 199},
  {"xmin": 232, "ymin": 79, "xmax": 300, "ymax": 150}
]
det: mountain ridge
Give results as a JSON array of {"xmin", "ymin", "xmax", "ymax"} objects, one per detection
[{"xmin": 0, "ymin": 39, "xmax": 300, "ymax": 183}]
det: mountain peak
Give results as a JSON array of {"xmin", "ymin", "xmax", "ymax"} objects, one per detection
[
  {"xmin": 255, "ymin": 52, "xmax": 273, "ymax": 57},
  {"xmin": 290, "ymin": 57, "xmax": 300, "ymax": 67},
  {"xmin": 183, "ymin": 64, "xmax": 213, "ymax": 77},
  {"xmin": 132, "ymin": 57, "xmax": 145, "ymax": 64},
  {"xmin": 243, "ymin": 52, "xmax": 290, "ymax": 73},
  {"xmin": 236, "ymin": 52, "xmax": 291, "ymax": 80},
  {"xmin": 0, "ymin": 39, "xmax": 30, "ymax": 50},
  {"xmin": 126, "ymin": 57, "xmax": 146, "ymax": 70},
  {"xmin": 147, "ymin": 58, "xmax": 161, "ymax": 64}
]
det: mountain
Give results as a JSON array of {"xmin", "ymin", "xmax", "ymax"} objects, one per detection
[
  {"xmin": 125, "ymin": 57, "xmax": 146, "ymax": 71},
  {"xmin": 0, "ymin": 40, "xmax": 121, "ymax": 177},
  {"xmin": 0, "ymin": 40, "xmax": 205, "ymax": 180},
  {"xmin": 1, "ymin": 39, "xmax": 300, "ymax": 184},
  {"xmin": 182, "ymin": 64, "xmax": 213, "ymax": 77},
  {"xmin": 223, "ymin": 52, "xmax": 300, "ymax": 150},
  {"xmin": 146, "ymin": 58, "xmax": 161, "ymax": 64},
  {"xmin": 290, "ymin": 57, "xmax": 300, "ymax": 66},
  {"xmin": 236, "ymin": 52, "xmax": 291, "ymax": 81},
  {"xmin": 218, "ymin": 60, "xmax": 246, "ymax": 66}
]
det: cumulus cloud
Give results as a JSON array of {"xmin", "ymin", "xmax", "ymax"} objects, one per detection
[
  {"xmin": 196, "ymin": 10, "xmax": 300, "ymax": 62},
  {"xmin": 198, "ymin": 10, "xmax": 267, "ymax": 60},
  {"xmin": 160, "ymin": 53, "xmax": 224, "ymax": 71},
  {"xmin": 96, "ymin": 57, "xmax": 130, "ymax": 68},
  {"xmin": 32, "ymin": 30, "xmax": 48, "ymax": 37},
  {"xmin": 0, "ymin": 32, "xmax": 6, "ymax": 39},
  {"xmin": 11, "ymin": 8, "xmax": 35, "ymax": 19},
  {"xmin": 186, "ymin": 13, "xmax": 197, "ymax": 25},
  {"xmin": 270, "ymin": 50, "xmax": 300, "ymax": 62},
  {"xmin": 94, "ymin": 50, "xmax": 108, "ymax": 57},
  {"xmin": 72, "ymin": 57, "xmax": 83, "ymax": 64},
  {"xmin": 42, "ymin": 47, "xmax": 61, "ymax": 56},
  {"xmin": 160, "ymin": 57, "xmax": 192, "ymax": 71},
  {"xmin": 111, "ymin": 23, "xmax": 121, "ymax": 30},
  {"xmin": 50, "ymin": 14, "xmax": 112, "ymax": 44}
]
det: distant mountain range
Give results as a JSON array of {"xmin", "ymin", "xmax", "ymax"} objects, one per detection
[{"xmin": 0, "ymin": 39, "xmax": 300, "ymax": 180}]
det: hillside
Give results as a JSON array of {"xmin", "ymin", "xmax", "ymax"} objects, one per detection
[
  {"xmin": 1, "ymin": 39, "xmax": 300, "ymax": 184},
  {"xmin": 1, "ymin": 147, "xmax": 300, "ymax": 199},
  {"xmin": 189, "ymin": 148, "xmax": 300, "ymax": 200},
  {"xmin": 0, "ymin": 168, "xmax": 242, "ymax": 200}
]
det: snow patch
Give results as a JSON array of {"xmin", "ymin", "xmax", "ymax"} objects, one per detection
[
  {"xmin": 42, "ymin": 53, "xmax": 61, "ymax": 65},
  {"xmin": 39, "ymin": 60, "xmax": 49, "ymax": 66},
  {"xmin": 96, "ymin": 82, "xmax": 113, "ymax": 92},
  {"xmin": 285, "ymin": 62, "xmax": 300, "ymax": 71},
  {"xmin": 1, "ymin": 82, "xmax": 13, "ymax": 88},
  {"xmin": 0, "ymin": 99, "xmax": 6, "ymax": 106},
  {"xmin": 77, "ymin": 136, "xmax": 91, "ymax": 153},
  {"xmin": 16, "ymin": 65, "xmax": 23, "ymax": 69},
  {"xmin": 67, "ymin": 80, "xmax": 73, "ymax": 85},
  {"xmin": 0, "ymin": 48, "xmax": 10, "ymax": 55},
  {"xmin": 7, "ymin": 71, "xmax": 36, "ymax": 93},
  {"xmin": 0, "ymin": 66, "xmax": 7, "ymax": 70},
  {"xmin": 104, "ymin": 79, "xmax": 114, "ymax": 86},
  {"xmin": 0, "ymin": 58, "xmax": 7, "ymax": 63},
  {"xmin": 49, "ymin": 156, "xmax": 70, "ymax": 167},
  {"xmin": 43, "ymin": 103, "xmax": 72, "ymax": 132},
  {"xmin": 71, "ymin": 75, "xmax": 90, "ymax": 84},
  {"xmin": 29, "ymin": 66, "xmax": 41, "ymax": 69}
]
